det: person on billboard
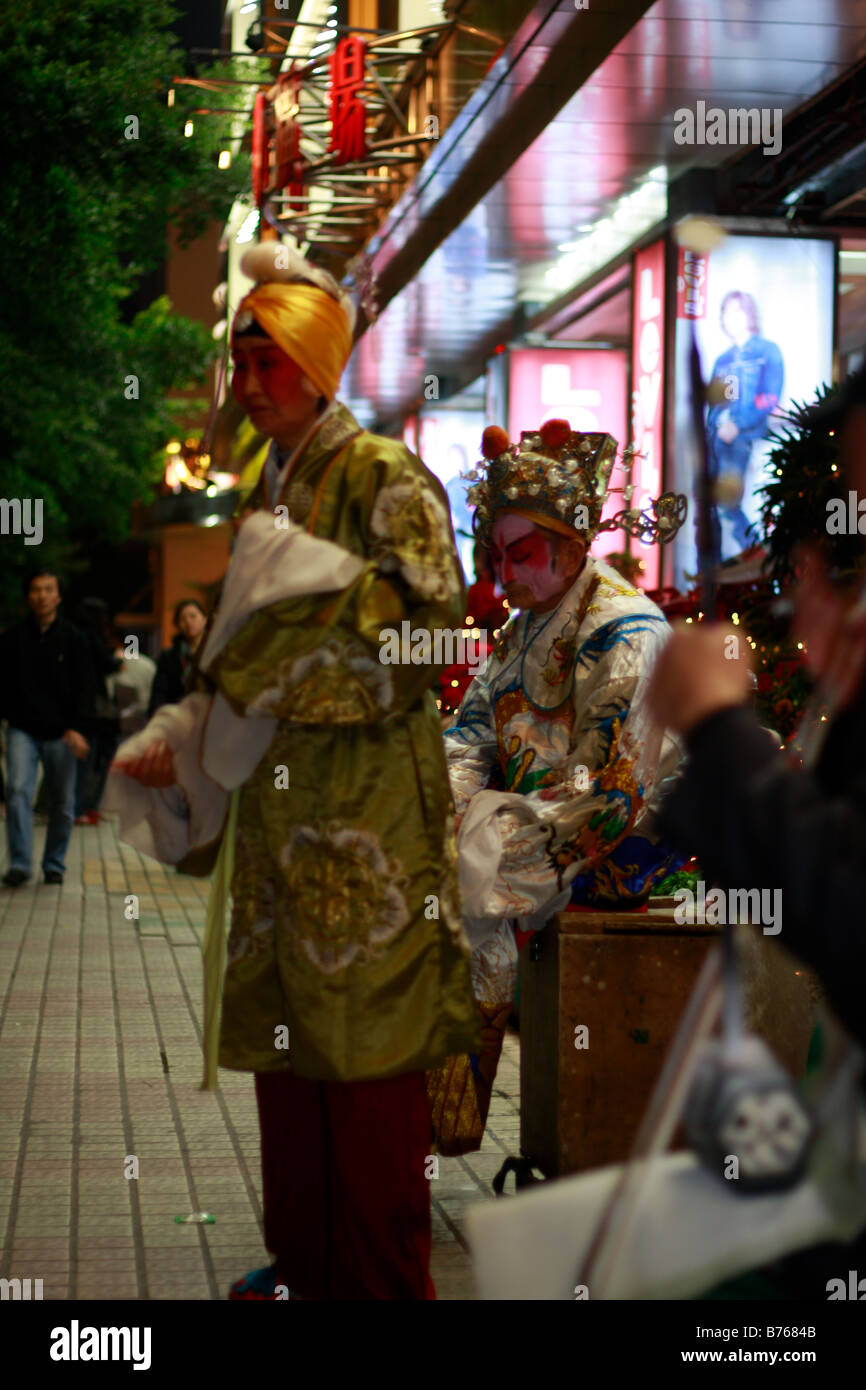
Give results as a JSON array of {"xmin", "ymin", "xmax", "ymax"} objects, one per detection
[
  {"xmin": 705, "ymin": 290, "xmax": 784, "ymax": 556},
  {"xmin": 426, "ymin": 418, "xmax": 688, "ymax": 1156},
  {"xmin": 106, "ymin": 241, "xmax": 478, "ymax": 1301}
]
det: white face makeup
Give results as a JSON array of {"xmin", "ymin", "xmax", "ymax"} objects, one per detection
[{"xmin": 489, "ymin": 513, "xmax": 565, "ymax": 608}]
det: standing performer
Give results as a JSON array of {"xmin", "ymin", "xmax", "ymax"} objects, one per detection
[
  {"xmin": 428, "ymin": 420, "xmax": 686, "ymax": 1153},
  {"xmin": 109, "ymin": 243, "xmax": 478, "ymax": 1300}
]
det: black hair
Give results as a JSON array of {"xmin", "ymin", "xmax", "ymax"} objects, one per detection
[
  {"xmin": 74, "ymin": 597, "xmax": 114, "ymax": 640},
  {"xmin": 24, "ymin": 566, "xmax": 61, "ymax": 595},
  {"xmin": 173, "ymin": 598, "xmax": 207, "ymax": 628}
]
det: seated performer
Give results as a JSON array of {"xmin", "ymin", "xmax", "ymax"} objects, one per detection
[
  {"xmin": 427, "ymin": 419, "xmax": 687, "ymax": 1153},
  {"xmin": 109, "ymin": 241, "xmax": 479, "ymax": 1300}
]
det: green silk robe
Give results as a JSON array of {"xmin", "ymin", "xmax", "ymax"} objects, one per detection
[{"xmin": 207, "ymin": 403, "xmax": 480, "ymax": 1081}]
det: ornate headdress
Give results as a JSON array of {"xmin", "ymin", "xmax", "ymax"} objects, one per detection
[{"xmin": 464, "ymin": 418, "xmax": 687, "ymax": 549}]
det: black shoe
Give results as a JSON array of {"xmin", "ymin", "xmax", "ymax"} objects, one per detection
[
  {"xmin": 2, "ymin": 869, "xmax": 29, "ymax": 888},
  {"xmin": 43, "ymin": 871, "xmax": 64, "ymax": 885}
]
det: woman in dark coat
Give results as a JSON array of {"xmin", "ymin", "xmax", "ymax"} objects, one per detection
[{"xmin": 147, "ymin": 599, "xmax": 207, "ymax": 717}]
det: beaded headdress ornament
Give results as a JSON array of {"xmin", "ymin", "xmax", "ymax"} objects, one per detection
[{"xmin": 464, "ymin": 419, "xmax": 687, "ymax": 548}]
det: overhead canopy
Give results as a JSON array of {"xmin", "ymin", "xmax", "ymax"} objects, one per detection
[{"xmin": 342, "ymin": 0, "xmax": 866, "ymax": 430}]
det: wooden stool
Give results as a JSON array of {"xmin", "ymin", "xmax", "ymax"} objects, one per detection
[{"xmin": 519, "ymin": 906, "xmax": 815, "ymax": 1178}]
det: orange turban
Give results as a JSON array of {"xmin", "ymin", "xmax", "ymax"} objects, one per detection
[{"xmin": 234, "ymin": 282, "xmax": 353, "ymax": 401}]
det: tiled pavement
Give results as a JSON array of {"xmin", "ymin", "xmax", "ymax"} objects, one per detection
[{"xmin": 0, "ymin": 816, "xmax": 521, "ymax": 1301}]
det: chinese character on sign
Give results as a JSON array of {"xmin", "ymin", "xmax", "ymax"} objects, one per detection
[
  {"xmin": 329, "ymin": 36, "xmax": 367, "ymax": 165},
  {"xmin": 274, "ymin": 70, "xmax": 306, "ymax": 211}
]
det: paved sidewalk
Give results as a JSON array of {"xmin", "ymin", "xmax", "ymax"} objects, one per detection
[{"xmin": 0, "ymin": 817, "xmax": 520, "ymax": 1301}]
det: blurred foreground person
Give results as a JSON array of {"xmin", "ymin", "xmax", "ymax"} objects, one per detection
[
  {"xmin": 107, "ymin": 242, "xmax": 477, "ymax": 1300},
  {"xmin": 428, "ymin": 420, "xmax": 687, "ymax": 1153},
  {"xmin": 147, "ymin": 599, "xmax": 207, "ymax": 717},
  {"xmin": 0, "ymin": 569, "xmax": 92, "ymax": 886},
  {"xmin": 648, "ymin": 363, "xmax": 866, "ymax": 1296}
]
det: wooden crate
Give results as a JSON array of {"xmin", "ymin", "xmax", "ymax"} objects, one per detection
[{"xmin": 519, "ymin": 908, "xmax": 814, "ymax": 1178}]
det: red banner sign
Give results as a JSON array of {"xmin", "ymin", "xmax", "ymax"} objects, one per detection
[
  {"xmin": 630, "ymin": 239, "xmax": 666, "ymax": 588},
  {"xmin": 329, "ymin": 36, "xmax": 367, "ymax": 165},
  {"xmin": 251, "ymin": 91, "xmax": 267, "ymax": 208}
]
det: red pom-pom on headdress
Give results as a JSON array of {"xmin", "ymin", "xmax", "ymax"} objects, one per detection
[
  {"xmin": 481, "ymin": 425, "xmax": 510, "ymax": 459},
  {"xmin": 539, "ymin": 418, "xmax": 572, "ymax": 451}
]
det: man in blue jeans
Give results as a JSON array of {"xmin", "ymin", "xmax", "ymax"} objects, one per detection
[{"xmin": 0, "ymin": 569, "xmax": 93, "ymax": 887}]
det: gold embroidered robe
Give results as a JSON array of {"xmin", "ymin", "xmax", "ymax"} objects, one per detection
[{"xmin": 209, "ymin": 403, "xmax": 479, "ymax": 1080}]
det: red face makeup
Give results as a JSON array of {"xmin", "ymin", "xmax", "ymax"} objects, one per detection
[
  {"xmin": 489, "ymin": 513, "xmax": 564, "ymax": 607},
  {"xmin": 230, "ymin": 338, "xmax": 309, "ymax": 429}
]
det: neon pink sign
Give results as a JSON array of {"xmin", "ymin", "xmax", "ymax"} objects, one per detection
[{"xmin": 631, "ymin": 240, "xmax": 666, "ymax": 587}]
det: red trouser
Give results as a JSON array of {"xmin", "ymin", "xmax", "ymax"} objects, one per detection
[{"xmin": 254, "ymin": 1069, "xmax": 436, "ymax": 1300}]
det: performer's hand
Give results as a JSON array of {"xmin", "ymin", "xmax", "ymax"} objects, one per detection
[
  {"xmin": 647, "ymin": 622, "xmax": 753, "ymax": 735},
  {"xmin": 794, "ymin": 544, "xmax": 866, "ymax": 708},
  {"xmin": 717, "ymin": 419, "xmax": 739, "ymax": 444},
  {"xmin": 112, "ymin": 739, "xmax": 176, "ymax": 788}
]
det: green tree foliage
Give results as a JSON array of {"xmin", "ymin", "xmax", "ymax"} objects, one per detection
[{"xmin": 0, "ymin": 0, "xmax": 251, "ymax": 621}]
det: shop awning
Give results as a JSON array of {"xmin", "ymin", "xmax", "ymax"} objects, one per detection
[{"xmin": 343, "ymin": 0, "xmax": 866, "ymax": 431}]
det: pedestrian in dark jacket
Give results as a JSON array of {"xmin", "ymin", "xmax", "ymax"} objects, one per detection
[
  {"xmin": 147, "ymin": 599, "xmax": 207, "ymax": 717},
  {"xmin": 0, "ymin": 568, "xmax": 94, "ymax": 886}
]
